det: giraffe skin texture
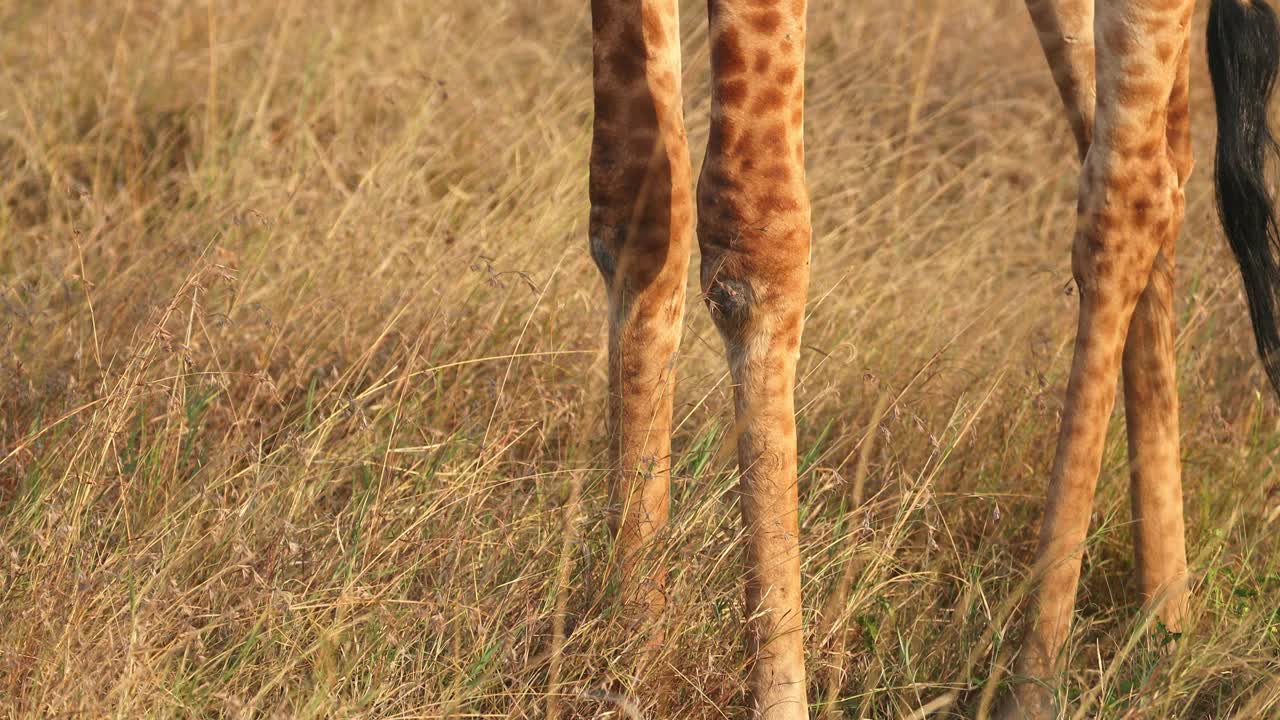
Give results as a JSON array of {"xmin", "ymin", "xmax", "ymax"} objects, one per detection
[
  {"xmin": 1001, "ymin": 0, "xmax": 1198, "ymax": 716},
  {"xmin": 699, "ymin": 1, "xmax": 812, "ymax": 717},
  {"xmin": 588, "ymin": 0, "xmax": 693, "ymax": 639},
  {"xmin": 590, "ymin": 0, "xmax": 811, "ymax": 717}
]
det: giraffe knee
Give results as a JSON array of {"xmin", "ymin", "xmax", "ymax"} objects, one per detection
[
  {"xmin": 589, "ymin": 229, "xmax": 618, "ymax": 285},
  {"xmin": 1072, "ymin": 151, "xmax": 1179, "ymax": 297},
  {"xmin": 589, "ymin": 212, "xmax": 690, "ymax": 294},
  {"xmin": 699, "ymin": 249, "xmax": 809, "ymax": 369},
  {"xmin": 702, "ymin": 267, "xmax": 757, "ymax": 346},
  {"xmin": 701, "ymin": 254, "xmax": 757, "ymax": 338}
]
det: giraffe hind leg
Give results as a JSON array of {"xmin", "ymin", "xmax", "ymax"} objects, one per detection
[
  {"xmin": 1003, "ymin": 1, "xmax": 1196, "ymax": 717},
  {"xmin": 1123, "ymin": 251, "xmax": 1189, "ymax": 634},
  {"xmin": 1023, "ymin": 0, "xmax": 1096, "ymax": 158},
  {"xmin": 1123, "ymin": 33, "xmax": 1192, "ymax": 638}
]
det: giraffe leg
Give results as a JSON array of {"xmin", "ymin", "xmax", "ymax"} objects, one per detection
[
  {"xmin": 1023, "ymin": 0, "xmax": 1096, "ymax": 159},
  {"xmin": 699, "ymin": 1, "xmax": 811, "ymax": 716},
  {"xmin": 1023, "ymin": 0, "xmax": 1190, "ymax": 665},
  {"xmin": 1123, "ymin": 36, "xmax": 1192, "ymax": 636},
  {"xmin": 1123, "ymin": 253, "xmax": 1189, "ymax": 631},
  {"xmin": 1003, "ymin": 2, "xmax": 1196, "ymax": 716},
  {"xmin": 589, "ymin": 0, "xmax": 693, "ymax": 647}
]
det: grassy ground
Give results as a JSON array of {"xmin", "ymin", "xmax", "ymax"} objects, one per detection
[{"xmin": 2, "ymin": 0, "xmax": 1279, "ymax": 717}]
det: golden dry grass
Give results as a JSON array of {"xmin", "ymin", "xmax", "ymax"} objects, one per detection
[{"xmin": 2, "ymin": 0, "xmax": 1279, "ymax": 717}]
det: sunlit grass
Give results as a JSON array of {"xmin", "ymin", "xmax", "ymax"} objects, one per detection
[{"xmin": 1, "ymin": 0, "xmax": 1278, "ymax": 717}]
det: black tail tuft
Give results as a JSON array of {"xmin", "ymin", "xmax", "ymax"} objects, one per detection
[{"xmin": 1208, "ymin": 0, "xmax": 1280, "ymax": 397}]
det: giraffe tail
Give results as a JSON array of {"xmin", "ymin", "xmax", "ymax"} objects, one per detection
[{"xmin": 1207, "ymin": 0, "xmax": 1280, "ymax": 396}]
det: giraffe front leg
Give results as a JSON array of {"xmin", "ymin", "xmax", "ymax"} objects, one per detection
[
  {"xmin": 589, "ymin": 0, "xmax": 693, "ymax": 655},
  {"xmin": 700, "ymin": 1, "xmax": 811, "ymax": 717}
]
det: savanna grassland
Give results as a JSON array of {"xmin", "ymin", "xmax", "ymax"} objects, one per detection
[{"xmin": 1, "ymin": 0, "xmax": 1278, "ymax": 717}]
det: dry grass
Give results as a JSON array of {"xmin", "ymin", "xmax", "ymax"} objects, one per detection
[{"xmin": 1, "ymin": 0, "xmax": 1279, "ymax": 717}]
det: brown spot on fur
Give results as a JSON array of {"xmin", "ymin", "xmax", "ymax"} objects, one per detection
[
  {"xmin": 720, "ymin": 78, "xmax": 750, "ymax": 107},
  {"xmin": 750, "ymin": 10, "xmax": 782, "ymax": 33},
  {"xmin": 758, "ymin": 193, "xmax": 800, "ymax": 214},
  {"xmin": 1124, "ymin": 79, "xmax": 1168, "ymax": 105},
  {"xmin": 762, "ymin": 124, "xmax": 788, "ymax": 154},
  {"xmin": 1147, "ymin": 166, "xmax": 1166, "ymax": 188},
  {"xmin": 713, "ymin": 26, "xmax": 748, "ymax": 76},
  {"xmin": 608, "ymin": 48, "xmax": 643, "ymax": 85},
  {"xmin": 705, "ymin": 167, "xmax": 740, "ymax": 193},
  {"xmin": 754, "ymin": 51, "xmax": 772, "ymax": 74},
  {"xmin": 752, "ymin": 87, "xmax": 787, "ymax": 114},
  {"xmin": 1105, "ymin": 22, "xmax": 1134, "ymax": 56},
  {"xmin": 1131, "ymin": 196, "xmax": 1154, "ymax": 227}
]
